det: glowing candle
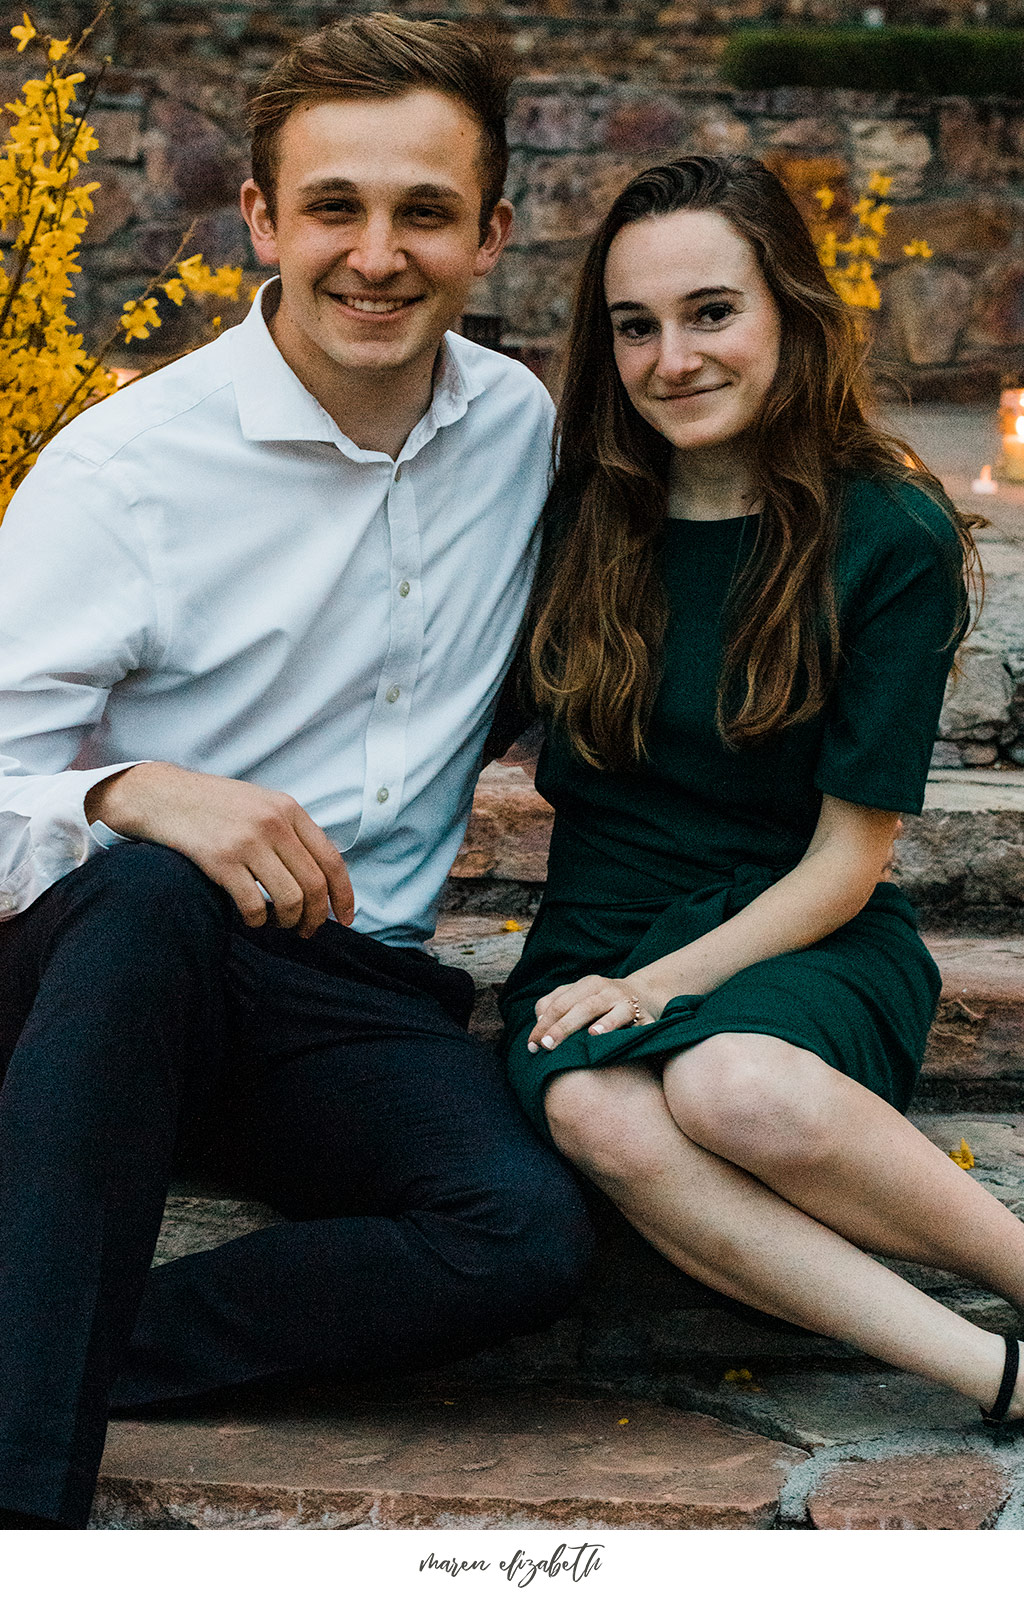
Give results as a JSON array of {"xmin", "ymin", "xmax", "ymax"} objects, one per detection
[{"xmin": 998, "ymin": 389, "xmax": 1024, "ymax": 484}]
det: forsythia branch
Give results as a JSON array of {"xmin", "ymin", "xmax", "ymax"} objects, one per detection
[{"xmin": 0, "ymin": 12, "xmax": 243, "ymax": 517}]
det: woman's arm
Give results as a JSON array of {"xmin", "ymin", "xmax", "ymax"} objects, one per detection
[{"xmin": 527, "ymin": 793, "xmax": 900, "ymax": 1052}]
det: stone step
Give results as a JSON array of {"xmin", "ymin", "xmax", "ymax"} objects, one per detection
[
  {"xmin": 92, "ymin": 1383, "xmax": 1021, "ymax": 1530},
  {"xmin": 100, "ymin": 1122, "xmax": 1024, "ymax": 1529},
  {"xmin": 429, "ymin": 915, "xmax": 1024, "ymax": 1109},
  {"xmin": 450, "ymin": 762, "xmax": 1024, "ymax": 926},
  {"xmin": 93, "ymin": 1390, "xmax": 806, "ymax": 1530}
]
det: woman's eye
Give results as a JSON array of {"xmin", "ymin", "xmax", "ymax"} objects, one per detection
[
  {"xmin": 697, "ymin": 301, "xmax": 735, "ymax": 325},
  {"xmin": 613, "ymin": 317, "xmax": 657, "ymax": 341}
]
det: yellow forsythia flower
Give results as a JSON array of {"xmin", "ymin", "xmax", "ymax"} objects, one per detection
[
  {"xmin": 815, "ymin": 185, "xmax": 835, "ymax": 213},
  {"xmin": 11, "ymin": 13, "xmax": 35, "ymax": 50},
  {"xmin": 904, "ymin": 239, "xmax": 934, "ymax": 259},
  {"xmin": 949, "ymin": 1138, "xmax": 974, "ymax": 1171},
  {"xmin": 867, "ymin": 170, "xmax": 893, "ymax": 197},
  {"xmin": 502, "ymin": 919, "xmax": 523, "ymax": 932},
  {"xmin": 0, "ymin": 14, "xmax": 242, "ymax": 517}
]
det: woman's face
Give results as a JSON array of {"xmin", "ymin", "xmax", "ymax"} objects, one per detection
[{"xmin": 604, "ymin": 208, "xmax": 782, "ymax": 456}]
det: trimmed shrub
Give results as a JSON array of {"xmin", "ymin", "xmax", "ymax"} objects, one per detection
[{"xmin": 721, "ymin": 28, "xmax": 1024, "ymax": 97}]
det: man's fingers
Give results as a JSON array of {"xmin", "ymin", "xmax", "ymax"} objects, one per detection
[
  {"xmin": 294, "ymin": 812, "xmax": 355, "ymax": 927},
  {"xmin": 213, "ymin": 864, "xmax": 271, "ymax": 927},
  {"xmin": 246, "ymin": 850, "xmax": 307, "ymax": 930}
]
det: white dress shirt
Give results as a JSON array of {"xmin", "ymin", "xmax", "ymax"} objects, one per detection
[{"xmin": 0, "ymin": 283, "xmax": 553, "ymax": 944}]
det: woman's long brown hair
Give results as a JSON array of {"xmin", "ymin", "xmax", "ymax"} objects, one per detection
[{"xmin": 529, "ymin": 155, "xmax": 981, "ymax": 769}]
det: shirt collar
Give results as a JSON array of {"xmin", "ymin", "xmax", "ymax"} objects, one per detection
[{"xmin": 229, "ymin": 279, "xmax": 486, "ymax": 464}]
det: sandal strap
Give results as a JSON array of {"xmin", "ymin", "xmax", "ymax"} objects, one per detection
[{"xmin": 982, "ymin": 1334, "xmax": 1020, "ymax": 1424}]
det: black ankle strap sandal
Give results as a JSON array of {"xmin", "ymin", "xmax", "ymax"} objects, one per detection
[{"xmin": 981, "ymin": 1334, "xmax": 1020, "ymax": 1427}]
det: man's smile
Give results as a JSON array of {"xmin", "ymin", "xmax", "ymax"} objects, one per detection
[{"xmin": 327, "ymin": 291, "xmax": 424, "ymax": 318}]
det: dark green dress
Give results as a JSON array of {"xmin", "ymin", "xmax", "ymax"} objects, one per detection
[{"xmin": 501, "ymin": 475, "xmax": 967, "ymax": 1139}]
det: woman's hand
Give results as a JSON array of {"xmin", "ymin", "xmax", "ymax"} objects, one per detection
[{"xmin": 527, "ymin": 973, "xmax": 662, "ymax": 1054}]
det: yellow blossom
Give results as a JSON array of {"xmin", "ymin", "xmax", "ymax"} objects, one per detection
[
  {"xmin": 11, "ymin": 13, "xmax": 35, "ymax": 50},
  {"xmin": 904, "ymin": 239, "xmax": 934, "ymax": 259},
  {"xmin": 0, "ymin": 14, "xmax": 244, "ymax": 516},
  {"xmin": 120, "ymin": 296, "xmax": 161, "ymax": 341},
  {"xmin": 815, "ymin": 185, "xmax": 835, "ymax": 213},
  {"xmin": 949, "ymin": 1138, "xmax": 974, "ymax": 1170},
  {"xmin": 867, "ymin": 171, "xmax": 893, "ymax": 197},
  {"xmin": 502, "ymin": 919, "xmax": 523, "ymax": 932}
]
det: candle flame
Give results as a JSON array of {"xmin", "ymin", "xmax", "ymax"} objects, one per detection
[
  {"xmin": 1016, "ymin": 416, "xmax": 1024, "ymax": 441},
  {"xmin": 979, "ymin": 464, "xmax": 993, "ymax": 483}
]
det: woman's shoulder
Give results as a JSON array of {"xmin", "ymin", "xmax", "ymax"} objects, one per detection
[{"xmin": 837, "ymin": 472, "xmax": 963, "ymax": 578}]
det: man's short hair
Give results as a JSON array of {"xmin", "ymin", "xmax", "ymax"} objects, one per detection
[{"xmin": 248, "ymin": 13, "xmax": 512, "ymax": 228}]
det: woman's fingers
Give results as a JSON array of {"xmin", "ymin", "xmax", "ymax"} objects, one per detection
[{"xmin": 528, "ymin": 979, "xmax": 637, "ymax": 1052}]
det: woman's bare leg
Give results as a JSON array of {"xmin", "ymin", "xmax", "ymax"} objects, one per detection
[
  {"xmin": 545, "ymin": 1063, "xmax": 1019, "ymax": 1414},
  {"xmin": 662, "ymin": 1034, "xmax": 1024, "ymax": 1309}
]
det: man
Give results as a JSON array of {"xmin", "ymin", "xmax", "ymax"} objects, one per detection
[{"xmin": 0, "ymin": 15, "xmax": 591, "ymax": 1528}]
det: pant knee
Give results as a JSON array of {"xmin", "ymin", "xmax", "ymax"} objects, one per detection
[{"xmin": 457, "ymin": 1158, "xmax": 594, "ymax": 1329}]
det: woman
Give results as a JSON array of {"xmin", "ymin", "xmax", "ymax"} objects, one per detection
[{"xmin": 500, "ymin": 154, "xmax": 1024, "ymax": 1424}]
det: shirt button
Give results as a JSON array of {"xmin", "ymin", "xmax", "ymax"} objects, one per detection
[
  {"xmin": 385, "ymin": 684, "xmax": 401, "ymax": 704},
  {"xmin": 0, "ymin": 891, "xmax": 15, "ymax": 913},
  {"xmin": 394, "ymin": 466, "xmax": 403, "ymax": 482},
  {"xmin": 376, "ymin": 787, "xmax": 389, "ymax": 804},
  {"xmin": 398, "ymin": 580, "xmax": 410, "ymax": 598}
]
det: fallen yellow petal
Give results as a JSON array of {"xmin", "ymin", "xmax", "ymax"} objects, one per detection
[
  {"xmin": 723, "ymin": 1368, "xmax": 754, "ymax": 1383},
  {"xmin": 617, "ymin": 1418, "xmax": 629, "ymax": 1425},
  {"xmin": 502, "ymin": 919, "xmax": 522, "ymax": 932},
  {"xmin": 949, "ymin": 1138, "xmax": 974, "ymax": 1170}
]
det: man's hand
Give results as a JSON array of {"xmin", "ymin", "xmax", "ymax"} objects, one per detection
[{"xmin": 85, "ymin": 762, "xmax": 355, "ymax": 937}]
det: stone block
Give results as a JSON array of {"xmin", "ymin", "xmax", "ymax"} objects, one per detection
[
  {"xmin": 508, "ymin": 91, "xmax": 611, "ymax": 152},
  {"xmin": 514, "ymin": 153, "xmax": 640, "ymax": 244},
  {"xmin": 965, "ymin": 260, "xmax": 1024, "ymax": 351},
  {"xmin": 83, "ymin": 164, "xmax": 138, "ymax": 246},
  {"xmin": 807, "ymin": 1453, "xmax": 1008, "ymax": 1530},
  {"xmin": 95, "ymin": 1392, "xmax": 807, "ymax": 1530},
  {"xmin": 687, "ymin": 110, "xmax": 751, "ymax": 156},
  {"xmin": 939, "ymin": 645, "xmax": 1014, "ymax": 741},
  {"xmin": 885, "ymin": 261, "xmax": 973, "ymax": 366},
  {"xmin": 850, "ymin": 119, "xmax": 932, "ymax": 199},
  {"xmin": 938, "ymin": 100, "xmax": 1010, "ymax": 187},
  {"xmin": 758, "ymin": 116, "xmax": 844, "ymax": 152},
  {"xmin": 89, "ymin": 109, "xmax": 144, "ymax": 165},
  {"xmin": 604, "ymin": 97, "xmax": 689, "ymax": 155},
  {"xmin": 899, "ymin": 772, "xmax": 1024, "ymax": 908},
  {"xmin": 882, "ymin": 199, "xmax": 1019, "ymax": 259},
  {"xmin": 452, "ymin": 764, "xmax": 553, "ymax": 883}
]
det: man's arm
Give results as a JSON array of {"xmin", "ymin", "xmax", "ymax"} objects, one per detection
[
  {"xmin": 87, "ymin": 764, "xmax": 354, "ymax": 936},
  {"xmin": 0, "ymin": 445, "xmax": 353, "ymax": 934}
]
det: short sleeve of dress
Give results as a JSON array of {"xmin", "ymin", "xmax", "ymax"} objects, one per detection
[{"xmin": 814, "ymin": 478, "xmax": 968, "ymax": 816}]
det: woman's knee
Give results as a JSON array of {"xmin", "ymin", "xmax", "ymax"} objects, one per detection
[
  {"xmin": 543, "ymin": 1066, "xmax": 666, "ymax": 1185},
  {"xmin": 663, "ymin": 1035, "xmax": 839, "ymax": 1169}
]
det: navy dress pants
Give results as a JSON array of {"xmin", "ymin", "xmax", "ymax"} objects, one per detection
[{"xmin": 0, "ymin": 843, "xmax": 592, "ymax": 1528}]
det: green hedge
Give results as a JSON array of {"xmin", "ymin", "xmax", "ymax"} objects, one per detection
[{"xmin": 721, "ymin": 28, "xmax": 1024, "ymax": 96}]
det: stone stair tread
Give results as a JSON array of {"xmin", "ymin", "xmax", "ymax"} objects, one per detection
[{"xmin": 93, "ymin": 1389, "xmax": 805, "ymax": 1529}]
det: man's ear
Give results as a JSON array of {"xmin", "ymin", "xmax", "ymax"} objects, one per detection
[
  {"xmin": 240, "ymin": 178, "xmax": 280, "ymax": 267},
  {"xmin": 474, "ymin": 198, "xmax": 515, "ymax": 279}
]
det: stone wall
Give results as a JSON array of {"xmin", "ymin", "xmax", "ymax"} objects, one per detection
[
  {"xmin": 488, "ymin": 81, "xmax": 1024, "ymax": 396},
  {"xmin": 4, "ymin": 8, "xmax": 1024, "ymax": 393}
]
